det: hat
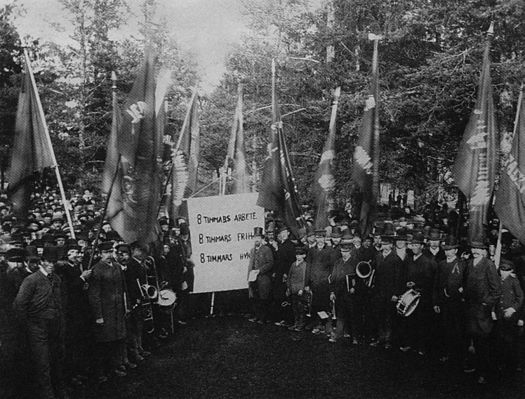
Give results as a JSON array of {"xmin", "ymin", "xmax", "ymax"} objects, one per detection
[
  {"xmin": 6, "ymin": 247, "xmax": 26, "ymax": 262},
  {"xmin": 341, "ymin": 230, "xmax": 353, "ymax": 243},
  {"xmin": 314, "ymin": 229, "xmax": 326, "ymax": 238},
  {"xmin": 278, "ymin": 225, "xmax": 290, "ymax": 234},
  {"xmin": 98, "ymin": 241, "xmax": 115, "ymax": 252},
  {"xmin": 106, "ymin": 231, "xmax": 121, "ymax": 242},
  {"xmin": 25, "ymin": 245, "xmax": 38, "ymax": 257},
  {"xmin": 382, "ymin": 221, "xmax": 395, "ymax": 239},
  {"xmin": 295, "ymin": 244, "xmax": 307, "ymax": 255},
  {"xmin": 428, "ymin": 228, "xmax": 441, "ymax": 241},
  {"xmin": 340, "ymin": 243, "xmax": 353, "ymax": 252},
  {"xmin": 442, "ymin": 235, "xmax": 459, "ymax": 250},
  {"xmin": 331, "ymin": 226, "xmax": 342, "ymax": 238},
  {"xmin": 41, "ymin": 246, "xmax": 59, "ymax": 263},
  {"xmin": 410, "ymin": 232, "xmax": 425, "ymax": 245},
  {"xmin": 116, "ymin": 243, "xmax": 131, "ymax": 254},
  {"xmin": 470, "ymin": 241, "xmax": 488, "ymax": 250},
  {"xmin": 253, "ymin": 227, "xmax": 264, "ymax": 237},
  {"xmin": 179, "ymin": 224, "xmax": 190, "ymax": 236},
  {"xmin": 67, "ymin": 244, "xmax": 81, "ymax": 252},
  {"xmin": 395, "ymin": 228, "xmax": 407, "ymax": 241},
  {"xmin": 499, "ymin": 258, "xmax": 515, "ymax": 271}
]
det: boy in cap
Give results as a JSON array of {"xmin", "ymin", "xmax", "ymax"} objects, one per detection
[
  {"xmin": 286, "ymin": 245, "xmax": 311, "ymax": 331},
  {"xmin": 495, "ymin": 259, "xmax": 524, "ymax": 371}
]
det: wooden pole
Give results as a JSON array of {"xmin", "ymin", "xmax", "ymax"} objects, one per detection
[
  {"xmin": 369, "ymin": 34, "xmax": 382, "ymax": 203},
  {"xmin": 23, "ymin": 48, "xmax": 76, "ymax": 238}
]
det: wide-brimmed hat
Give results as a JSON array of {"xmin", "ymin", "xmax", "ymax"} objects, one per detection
[{"xmin": 442, "ymin": 235, "xmax": 459, "ymax": 250}]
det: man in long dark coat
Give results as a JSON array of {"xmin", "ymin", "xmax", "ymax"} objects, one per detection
[
  {"xmin": 402, "ymin": 232, "xmax": 437, "ymax": 355},
  {"xmin": 247, "ymin": 227, "xmax": 274, "ymax": 323},
  {"xmin": 433, "ymin": 236, "xmax": 466, "ymax": 364},
  {"xmin": 88, "ymin": 241, "xmax": 127, "ymax": 380},
  {"xmin": 463, "ymin": 241, "xmax": 501, "ymax": 384},
  {"xmin": 55, "ymin": 244, "xmax": 92, "ymax": 384},
  {"xmin": 370, "ymin": 234, "xmax": 404, "ymax": 349},
  {"xmin": 272, "ymin": 225, "xmax": 295, "ymax": 326},
  {"xmin": 307, "ymin": 229, "xmax": 333, "ymax": 334}
]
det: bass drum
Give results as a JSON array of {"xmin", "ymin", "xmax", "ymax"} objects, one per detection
[
  {"xmin": 157, "ymin": 289, "xmax": 177, "ymax": 307},
  {"xmin": 396, "ymin": 289, "xmax": 421, "ymax": 317}
]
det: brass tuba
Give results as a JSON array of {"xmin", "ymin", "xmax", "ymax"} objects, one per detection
[
  {"xmin": 356, "ymin": 260, "xmax": 375, "ymax": 287},
  {"xmin": 141, "ymin": 284, "xmax": 158, "ymax": 301}
]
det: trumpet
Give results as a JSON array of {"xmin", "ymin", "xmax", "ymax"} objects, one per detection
[{"xmin": 356, "ymin": 260, "xmax": 375, "ymax": 288}]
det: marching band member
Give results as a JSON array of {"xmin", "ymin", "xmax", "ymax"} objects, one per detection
[
  {"xmin": 370, "ymin": 227, "xmax": 404, "ymax": 349},
  {"xmin": 329, "ymin": 242, "xmax": 357, "ymax": 343},
  {"xmin": 401, "ymin": 232, "xmax": 437, "ymax": 355}
]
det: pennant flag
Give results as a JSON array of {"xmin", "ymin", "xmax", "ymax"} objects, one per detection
[
  {"xmin": 452, "ymin": 25, "xmax": 497, "ymax": 244},
  {"xmin": 103, "ymin": 48, "xmax": 163, "ymax": 245},
  {"xmin": 102, "ymin": 72, "xmax": 122, "ymax": 195},
  {"xmin": 494, "ymin": 84, "xmax": 525, "ymax": 243},
  {"xmin": 257, "ymin": 60, "xmax": 303, "ymax": 236},
  {"xmin": 224, "ymin": 83, "xmax": 249, "ymax": 194},
  {"xmin": 313, "ymin": 87, "xmax": 341, "ymax": 229},
  {"xmin": 352, "ymin": 38, "xmax": 380, "ymax": 237},
  {"xmin": 7, "ymin": 61, "xmax": 55, "ymax": 217}
]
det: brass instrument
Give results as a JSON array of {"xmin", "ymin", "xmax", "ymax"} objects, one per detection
[
  {"xmin": 140, "ymin": 284, "xmax": 158, "ymax": 300},
  {"xmin": 356, "ymin": 260, "xmax": 375, "ymax": 288}
]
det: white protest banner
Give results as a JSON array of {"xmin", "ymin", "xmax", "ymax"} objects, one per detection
[{"xmin": 186, "ymin": 193, "xmax": 265, "ymax": 293}]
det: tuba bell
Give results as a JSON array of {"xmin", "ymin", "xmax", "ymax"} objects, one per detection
[
  {"xmin": 141, "ymin": 284, "xmax": 158, "ymax": 301},
  {"xmin": 356, "ymin": 261, "xmax": 375, "ymax": 287}
]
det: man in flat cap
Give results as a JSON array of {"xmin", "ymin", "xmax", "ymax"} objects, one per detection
[
  {"xmin": 88, "ymin": 241, "xmax": 127, "ymax": 381},
  {"xmin": 14, "ymin": 246, "xmax": 68, "ymax": 399}
]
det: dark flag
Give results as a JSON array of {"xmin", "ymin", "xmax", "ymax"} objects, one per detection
[
  {"xmin": 313, "ymin": 87, "xmax": 341, "ymax": 229},
  {"xmin": 103, "ymin": 48, "xmax": 163, "ymax": 245},
  {"xmin": 352, "ymin": 36, "xmax": 381, "ymax": 237},
  {"xmin": 452, "ymin": 25, "xmax": 497, "ymax": 244},
  {"xmin": 224, "ymin": 83, "xmax": 249, "ymax": 194},
  {"xmin": 257, "ymin": 60, "xmax": 303, "ymax": 236},
  {"xmin": 178, "ymin": 90, "xmax": 200, "ymax": 195},
  {"xmin": 494, "ymin": 84, "xmax": 525, "ymax": 243},
  {"xmin": 7, "ymin": 61, "xmax": 55, "ymax": 217}
]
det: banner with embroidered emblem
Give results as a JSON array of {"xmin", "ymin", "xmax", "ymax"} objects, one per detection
[
  {"xmin": 103, "ymin": 47, "xmax": 165, "ymax": 245},
  {"xmin": 452, "ymin": 24, "xmax": 498, "ymax": 244}
]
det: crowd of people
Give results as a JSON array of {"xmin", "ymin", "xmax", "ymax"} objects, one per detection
[
  {"xmin": 1, "ymin": 185, "xmax": 525, "ymax": 398},
  {"xmin": 0, "ymin": 188, "xmax": 195, "ymax": 399},
  {"xmin": 247, "ymin": 213, "xmax": 525, "ymax": 386}
]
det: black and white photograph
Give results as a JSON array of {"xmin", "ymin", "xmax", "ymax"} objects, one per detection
[{"xmin": 0, "ymin": 0, "xmax": 525, "ymax": 398}]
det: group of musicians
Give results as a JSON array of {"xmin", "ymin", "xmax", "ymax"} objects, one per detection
[
  {"xmin": 0, "ymin": 214, "xmax": 193, "ymax": 399},
  {"xmin": 247, "ymin": 220, "xmax": 525, "ymax": 385}
]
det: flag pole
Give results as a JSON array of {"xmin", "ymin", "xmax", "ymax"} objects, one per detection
[
  {"xmin": 369, "ymin": 34, "xmax": 382, "ymax": 203},
  {"xmin": 157, "ymin": 89, "xmax": 198, "ymax": 217},
  {"xmin": 87, "ymin": 71, "xmax": 121, "ymax": 269},
  {"xmin": 23, "ymin": 48, "xmax": 76, "ymax": 238},
  {"xmin": 494, "ymin": 82, "xmax": 524, "ymax": 267}
]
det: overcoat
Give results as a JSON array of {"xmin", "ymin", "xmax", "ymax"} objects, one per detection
[{"xmin": 88, "ymin": 259, "xmax": 127, "ymax": 342}]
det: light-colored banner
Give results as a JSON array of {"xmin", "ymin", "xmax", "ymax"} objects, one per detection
[{"xmin": 186, "ymin": 193, "xmax": 265, "ymax": 293}]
